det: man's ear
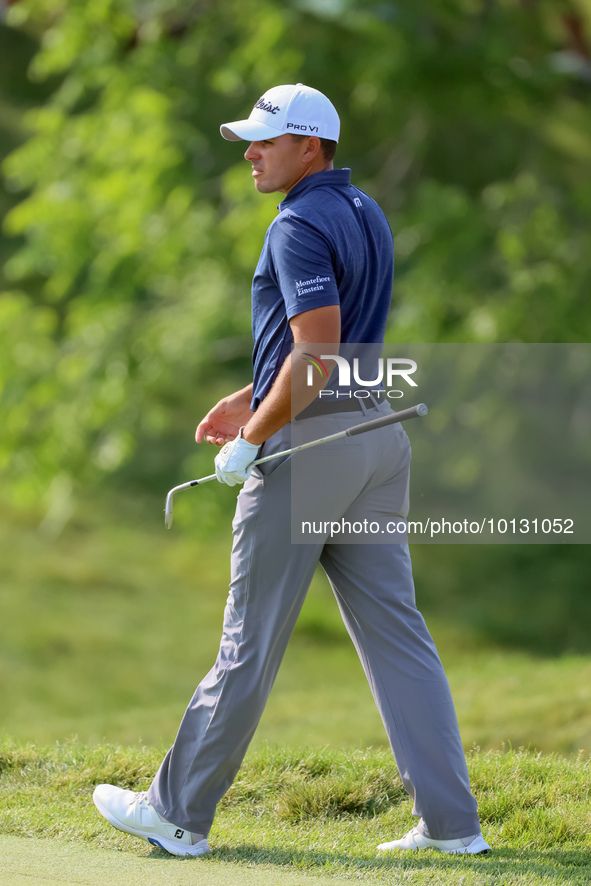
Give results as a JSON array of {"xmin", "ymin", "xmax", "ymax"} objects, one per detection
[{"xmin": 303, "ymin": 136, "xmax": 322, "ymax": 162}]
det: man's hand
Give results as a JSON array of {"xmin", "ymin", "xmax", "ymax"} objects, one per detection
[
  {"xmin": 214, "ymin": 428, "xmax": 260, "ymax": 486},
  {"xmin": 196, "ymin": 386, "xmax": 254, "ymax": 447},
  {"xmin": 239, "ymin": 305, "xmax": 341, "ymax": 446}
]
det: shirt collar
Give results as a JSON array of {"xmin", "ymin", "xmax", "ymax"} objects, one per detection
[{"xmin": 278, "ymin": 168, "xmax": 351, "ymax": 210}]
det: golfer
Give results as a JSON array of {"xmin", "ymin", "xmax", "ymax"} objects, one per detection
[{"xmin": 94, "ymin": 84, "xmax": 490, "ymax": 857}]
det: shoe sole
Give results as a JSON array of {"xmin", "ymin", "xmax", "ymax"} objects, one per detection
[
  {"xmin": 378, "ymin": 836, "xmax": 491, "ymax": 855},
  {"xmin": 146, "ymin": 836, "xmax": 210, "ymax": 857},
  {"xmin": 448, "ymin": 835, "xmax": 491, "ymax": 855},
  {"xmin": 93, "ymin": 790, "xmax": 210, "ymax": 858}
]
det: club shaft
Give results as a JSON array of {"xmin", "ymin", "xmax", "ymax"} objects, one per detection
[{"xmin": 255, "ymin": 402, "xmax": 427, "ymax": 462}]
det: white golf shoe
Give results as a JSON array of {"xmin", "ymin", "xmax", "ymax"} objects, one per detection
[
  {"xmin": 93, "ymin": 784, "xmax": 210, "ymax": 857},
  {"xmin": 378, "ymin": 823, "xmax": 490, "ymax": 855}
]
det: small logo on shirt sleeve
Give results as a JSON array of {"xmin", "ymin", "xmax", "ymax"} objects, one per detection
[
  {"xmin": 295, "ymin": 275, "xmax": 332, "ymax": 296},
  {"xmin": 353, "ymin": 197, "xmax": 363, "ymax": 208}
]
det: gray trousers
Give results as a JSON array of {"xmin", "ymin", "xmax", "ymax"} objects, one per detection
[{"xmin": 148, "ymin": 404, "xmax": 481, "ymax": 840}]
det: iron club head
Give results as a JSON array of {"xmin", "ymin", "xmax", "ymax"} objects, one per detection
[{"xmin": 164, "ymin": 491, "xmax": 174, "ymax": 529}]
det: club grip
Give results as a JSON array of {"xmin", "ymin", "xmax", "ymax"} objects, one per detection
[{"xmin": 346, "ymin": 403, "xmax": 428, "ymax": 437}]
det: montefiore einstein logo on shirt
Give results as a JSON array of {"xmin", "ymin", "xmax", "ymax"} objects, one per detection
[{"xmin": 295, "ymin": 275, "xmax": 331, "ymax": 296}]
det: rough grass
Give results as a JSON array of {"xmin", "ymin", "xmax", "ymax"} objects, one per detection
[
  {"xmin": 2, "ymin": 496, "xmax": 591, "ymax": 758},
  {"xmin": 224, "ymin": 747, "xmax": 408, "ymax": 821},
  {"xmin": 0, "ymin": 740, "xmax": 590, "ymax": 884}
]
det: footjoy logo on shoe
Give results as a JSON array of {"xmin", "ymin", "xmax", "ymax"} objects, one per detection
[{"xmin": 174, "ymin": 829, "xmax": 185, "ymax": 839}]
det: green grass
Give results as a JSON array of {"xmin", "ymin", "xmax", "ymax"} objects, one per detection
[
  {"xmin": 1, "ymin": 495, "xmax": 591, "ymax": 757},
  {"xmin": 2, "ymin": 495, "xmax": 591, "ymax": 882},
  {"xmin": 0, "ymin": 740, "xmax": 590, "ymax": 884}
]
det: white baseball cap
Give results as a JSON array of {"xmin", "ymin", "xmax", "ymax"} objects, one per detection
[{"xmin": 220, "ymin": 83, "xmax": 340, "ymax": 143}]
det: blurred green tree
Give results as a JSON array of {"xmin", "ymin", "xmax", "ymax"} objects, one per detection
[{"xmin": 1, "ymin": 0, "xmax": 590, "ymax": 511}]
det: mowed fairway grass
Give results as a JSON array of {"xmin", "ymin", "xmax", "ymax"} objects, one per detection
[{"xmin": 1, "ymin": 495, "xmax": 591, "ymax": 884}]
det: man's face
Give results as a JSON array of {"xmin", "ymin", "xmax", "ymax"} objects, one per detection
[{"xmin": 243, "ymin": 134, "xmax": 313, "ymax": 195}]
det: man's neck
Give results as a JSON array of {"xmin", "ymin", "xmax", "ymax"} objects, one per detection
[{"xmin": 283, "ymin": 161, "xmax": 334, "ymax": 196}]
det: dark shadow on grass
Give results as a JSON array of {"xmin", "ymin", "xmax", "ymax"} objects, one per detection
[{"xmin": 147, "ymin": 843, "xmax": 591, "ymax": 882}]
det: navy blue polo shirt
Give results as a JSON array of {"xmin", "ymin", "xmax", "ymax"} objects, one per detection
[{"xmin": 251, "ymin": 168, "xmax": 394, "ymax": 410}]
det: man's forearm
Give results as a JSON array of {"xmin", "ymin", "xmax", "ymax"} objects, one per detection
[
  {"xmin": 241, "ymin": 352, "xmax": 331, "ymax": 446},
  {"xmin": 241, "ymin": 364, "xmax": 290, "ymax": 446},
  {"xmin": 242, "ymin": 305, "xmax": 340, "ymax": 446}
]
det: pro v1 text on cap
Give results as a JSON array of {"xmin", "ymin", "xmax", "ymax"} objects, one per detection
[{"xmin": 220, "ymin": 83, "xmax": 340, "ymax": 143}]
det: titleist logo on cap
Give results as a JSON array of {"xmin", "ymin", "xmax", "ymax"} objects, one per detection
[
  {"xmin": 220, "ymin": 84, "xmax": 340, "ymax": 143},
  {"xmin": 254, "ymin": 98, "xmax": 280, "ymax": 115}
]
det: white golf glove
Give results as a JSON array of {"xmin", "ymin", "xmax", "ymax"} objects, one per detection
[{"xmin": 214, "ymin": 428, "xmax": 260, "ymax": 486}]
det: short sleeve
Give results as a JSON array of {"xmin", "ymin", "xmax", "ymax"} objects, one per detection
[{"xmin": 267, "ymin": 211, "xmax": 341, "ymax": 319}]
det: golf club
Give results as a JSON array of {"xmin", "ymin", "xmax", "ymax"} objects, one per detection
[{"xmin": 164, "ymin": 402, "xmax": 428, "ymax": 528}]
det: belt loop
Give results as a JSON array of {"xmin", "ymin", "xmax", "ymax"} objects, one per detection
[{"xmin": 355, "ymin": 392, "xmax": 379, "ymax": 416}]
